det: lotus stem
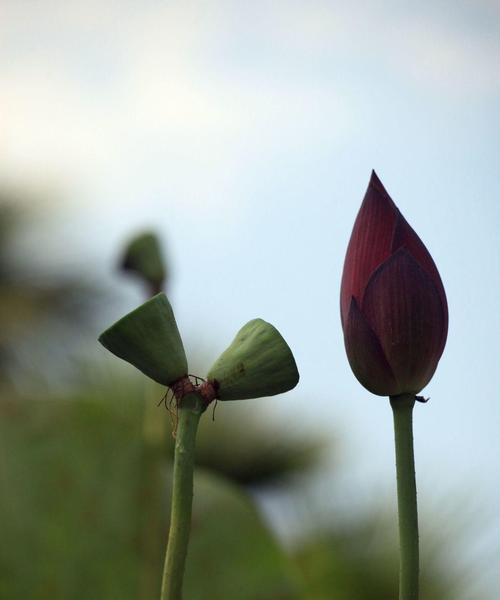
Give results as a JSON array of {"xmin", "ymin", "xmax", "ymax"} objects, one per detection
[
  {"xmin": 390, "ymin": 394, "xmax": 419, "ymax": 600},
  {"xmin": 160, "ymin": 392, "xmax": 204, "ymax": 600}
]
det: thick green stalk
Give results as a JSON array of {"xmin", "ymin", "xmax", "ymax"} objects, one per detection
[
  {"xmin": 390, "ymin": 394, "xmax": 419, "ymax": 600},
  {"xmin": 160, "ymin": 392, "xmax": 204, "ymax": 600}
]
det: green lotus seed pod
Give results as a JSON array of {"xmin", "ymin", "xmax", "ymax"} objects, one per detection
[
  {"xmin": 121, "ymin": 231, "xmax": 166, "ymax": 293},
  {"xmin": 99, "ymin": 293, "xmax": 187, "ymax": 386},
  {"xmin": 207, "ymin": 319, "xmax": 299, "ymax": 401}
]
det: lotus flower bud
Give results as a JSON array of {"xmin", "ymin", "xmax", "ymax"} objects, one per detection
[
  {"xmin": 99, "ymin": 293, "xmax": 188, "ymax": 386},
  {"xmin": 120, "ymin": 231, "xmax": 166, "ymax": 295},
  {"xmin": 207, "ymin": 319, "xmax": 299, "ymax": 400},
  {"xmin": 340, "ymin": 172, "xmax": 448, "ymax": 396}
]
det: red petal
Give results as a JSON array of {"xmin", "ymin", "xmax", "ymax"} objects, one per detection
[
  {"xmin": 362, "ymin": 248, "xmax": 447, "ymax": 394},
  {"xmin": 391, "ymin": 213, "xmax": 448, "ymax": 356},
  {"xmin": 340, "ymin": 171, "xmax": 398, "ymax": 325},
  {"xmin": 344, "ymin": 297, "xmax": 399, "ymax": 396}
]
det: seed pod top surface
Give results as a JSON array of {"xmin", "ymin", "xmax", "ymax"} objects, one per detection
[
  {"xmin": 99, "ymin": 293, "xmax": 187, "ymax": 386},
  {"xmin": 207, "ymin": 318, "xmax": 299, "ymax": 401}
]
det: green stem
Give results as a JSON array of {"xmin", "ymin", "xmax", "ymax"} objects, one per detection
[
  {"xmin": 160, "ymin": 392, "xmax": 204, "ymax": 600},
  {"xmin": 390, "ymin": 394, "xmax": 419, "ymax": 600}
]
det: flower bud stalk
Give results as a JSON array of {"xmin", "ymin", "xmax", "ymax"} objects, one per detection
[{"xmin": 390, "ymin": 394, "xmax": 419, "ymax": 600}]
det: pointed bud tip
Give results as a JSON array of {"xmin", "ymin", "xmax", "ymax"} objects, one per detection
[{"xmin": 369, "ymin": 170, "xmax": 390, "ymax": 196}]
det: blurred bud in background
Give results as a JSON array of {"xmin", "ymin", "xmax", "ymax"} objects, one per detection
[{"xmin": 120, "ymin": 232, "xmax": 167, "ymax": 296}]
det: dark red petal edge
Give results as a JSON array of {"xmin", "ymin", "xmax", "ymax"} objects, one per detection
[
  {"xmin": 340, "ymin": 171, "xmax": 399, "ymax": 325},
  {"xmin": 391, "ymin": 212, "xmax": 448, "ymax": 357},
  {"xmin": 361, "ymin": 247, "xmax": 447, "ymax": 394},
  {"xmin": 344, "ymin": 297, "xmax": 400, "ymax": 396}
]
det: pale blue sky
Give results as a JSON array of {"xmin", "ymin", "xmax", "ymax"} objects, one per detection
[{"xmin": 1, "ymin": 1, "xmax": 499, "ymax": 596}]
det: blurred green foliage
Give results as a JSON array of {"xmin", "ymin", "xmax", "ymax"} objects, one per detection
[
  {"xmin": 0, "ymin": 375, "xmax": 456, "ymax": 600},
  {"xmin": 296, "ymin": 520, "xmax": 455, "ymax": 600},
  {"xmin": 0, "ymin": 199, "xmax": 104, "ymax": 382},
  {"xmin": 0, "ymin": 379, "xmax": 305, "ymax": 600}
]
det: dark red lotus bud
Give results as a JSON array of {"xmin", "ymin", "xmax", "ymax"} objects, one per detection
[{"xmin": 340, "ymin": 172, "xmax": 448, "ymax": 396}]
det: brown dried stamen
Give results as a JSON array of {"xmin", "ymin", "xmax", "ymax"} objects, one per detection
[{"xmin": 160, "ymin": 375, "xmax": 217, "ymax": 437}]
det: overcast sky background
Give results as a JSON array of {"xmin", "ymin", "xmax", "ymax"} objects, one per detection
[{"xmin": 1, "ymin": 1, "xmax": 499, "ymax": 597}]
